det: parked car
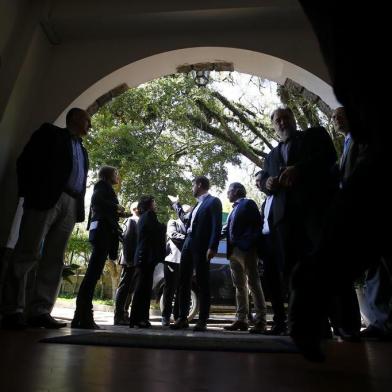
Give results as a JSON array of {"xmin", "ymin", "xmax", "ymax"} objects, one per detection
[{"xmin": 151, "ymin": 240, "xmax": 277, "ymax": 321}]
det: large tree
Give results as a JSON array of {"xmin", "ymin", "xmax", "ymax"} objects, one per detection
[{"xmin": 86, "ymin": 72, "xmax": 340, "ymax": 221}]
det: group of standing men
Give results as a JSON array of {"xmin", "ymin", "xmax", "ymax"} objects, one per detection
[{"xmin": 1, "ymin": 105, "xmax": 390, "ymax": 359}]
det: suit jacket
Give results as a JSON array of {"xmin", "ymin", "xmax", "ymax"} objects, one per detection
[
  {"xmin": 88, "ymin": 180, "xmax": 121, "ymax": 259},
  {"xmin": 339, "ymin": 140, "xmax": 368, "ymax": 188},
  {"xmin": 17, "ymin": 123, "xmax": 89, "ymax": 222},
  {"xmin": 174, "ymin": 195, "xmax": 222, "ymax": 254},
  {"xmin": 261, "ymin": 127, "xmax": 337, "ymax": 227},
  {"xmin": 165, "ymin": 218, "xmax": 186, "ymax": 264},
  {"xmin": 119, "ymin": 217, "xmax": 138, "ymax": 266},
  {"xmin": 133, "ymin": 210, "xmax": 166, "ymax": 267},
  {"xmin": 222, "ymin": 198, "xmax": 262, "ymax": 258}
]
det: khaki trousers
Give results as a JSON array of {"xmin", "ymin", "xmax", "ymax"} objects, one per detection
[
  {"xmin": 229, "ymin": 246, "xmax": 266, "ymax": 324},
  {"xmin": 2, "ymin": 193, "xmax": 77, "ymax": 316}
]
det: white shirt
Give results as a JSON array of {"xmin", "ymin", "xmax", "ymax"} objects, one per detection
[
  {"xmin": 188, "ymin": 192, "xmax": 210, "ymax": 233},
  {"xmin": 262, "ymin": 195, "xmax": 274, "ymax": 235}
]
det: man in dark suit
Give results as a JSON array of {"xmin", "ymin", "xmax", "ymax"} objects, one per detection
[
  {"xmin": 171, "ymin": 176, "xmax": 222, "ymax": 332},
  {"xmin": 222, "ymin": 182, "xmax": 267, "ymax": 333},
  {"xmin": 289, "ymin": 1, "xmax": 391, "ymax": 361},
  {"xmin": 1, "ymin": 108, "xmax": 90, "ymax": 329},
  {"xmin": 129, "ymin": 196, "xmax": 166, "ymax": 328},
  {"xmin": 114, "ymin": 202, "xmax": 139, "ymax": 325},
  {"xmin": 260, "ymin": 107, "xmax": 337, "ymax": 277},
  {"xmin": 256, "ymin": 171, "xmax": 288, "ymax": 336}
]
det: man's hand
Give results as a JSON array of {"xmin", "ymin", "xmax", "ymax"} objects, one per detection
[
  {"xmin": 266, "ymin": 176, "xmax": 280, "ymax": 192},
  {"xmin": 206, "ymin": 248, "xmax": 216, "ymax": 261},
  {"xmin": 168, "ymin": 195, "xmax": 179, "ymax": 203},
  {"xmin": 279, "ymin": 166, "xmax": 299, "ymax": 188}
]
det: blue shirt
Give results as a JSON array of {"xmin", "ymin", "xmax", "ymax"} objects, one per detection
[{"xmin": 66, "ymin": 137, "xmax": 85, "ymax": 194}]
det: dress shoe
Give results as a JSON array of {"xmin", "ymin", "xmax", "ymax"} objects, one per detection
[
  {"xmin": 360, "ymin": 326, "xmax": 391, "ymax": 341},
  {"xmin": 1, "ymin": 313, "xmax": 27, "ymax": 330},
  {"xmin": 161, "ymin": 318, "xmax": 171, "ymax": 327},
  {"xmin": 224, "ymin": 320, "xmax": 248, "ymax": 331},
  {"xmin": 71, "ymin": 311, "xmax": 100, "ymax": 330},
  {"xmin": 264, "ymin": 324, "xmax": 288, "ymax": 336},
  {"xmin": 335, "ymin": 327, "xmax": 361, "ymax": 342},
  {"xmin": 170, "ymin": 318, "xmax": 189, "ymax": 330},
  {"xmin": 114, "ymin": 317, "xmax": 130, "ymax": 326},
  {"xmin": 193, "ymin": 320, "xmax": 207, "ymax": 332},
  {"xmin": 130, "ymin": 320, "xmax": 151, "ymax": 329},
  {"xmin": 249, "ymin": 322, "xmax": 267, "ymax": 334},
  {"xmin": 28, "ymin": 314, "xmax": 67, "ymax": 329}
]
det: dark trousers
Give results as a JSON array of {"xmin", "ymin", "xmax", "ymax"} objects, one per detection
[
  {"xmin": 329, "ymin": 284, "xmax": 361, "ymax": 335},
  {"xmin": 114, "ymin": 265, "xmax": 135, "ymax": 318},
  {"xmin": 162, "ymin": 262, "xmax": 180, "ymax": 320},
  {"xmin": 178, "ymin": 237, "xmax": 210, "ymax": 321},
  {"xmin": 261, "ymin": 233, "xmax": 287, "ymax": 326},
  {"xmin": 129, "ymin": 264, "xmax": 155, "ymax": 324},
  {"xmin": 76, "ymin": 239, "xmax": 110, "ymax": 312}
]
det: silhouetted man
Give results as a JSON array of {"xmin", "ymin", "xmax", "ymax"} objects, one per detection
[
  {"xmin": 171, "ymin": 176, "xmax": 222, "ymax": 332},
  {"xmin": 1, "ymin": 108, "xmax": 90, "ymax": 329},
  {"xmin": 222, "ymin": 182, "xmax": 267, "ymax": 334}
]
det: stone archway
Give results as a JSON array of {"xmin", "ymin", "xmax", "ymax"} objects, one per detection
[{"xmin": 55, "ymin": 47, "xmax": 340, "ymax": 126}]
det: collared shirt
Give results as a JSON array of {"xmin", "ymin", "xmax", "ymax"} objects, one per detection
[
  {"xmin": 339, "ymin": 133, "xmax": 352, "ymax": 189},
  {"xmin": 227, "ymin": 197, "xmax": 244, "ymax": 239},
  {"xmin": 187, "ymin": 192, "xmax": 210, "ymax": 233},
  {"xmin": 280, "ymin": 139, "xmax": 292, "ymax": 165},
  {"xmin": 66, "ymin": 136, "xmax": 85, "ymax": 194},
  {"xmin": 262, "ymin": 195, "xmax": 274, "ymax": 235},
  {"xmin": 340, "ymin": 133, "xmax": 352, "ymax": 167}
]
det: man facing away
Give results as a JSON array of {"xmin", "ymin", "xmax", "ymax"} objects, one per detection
[
  {"xmin": 171, "ymin": 176, "xmax": 222, "ymax": 332},
  {"xmin": 114, "ymin": 202, "xmax": 139, "ymax": 325},
  {"xmin": 161, "ymin": 204, "xmax": 191, "ymax": 326},
  {"xmin": 1, "ymin": 108, "xmax": 90, "ymax": 329},
  {"xmin": 222, "ymin": 182, "xmax": 267, "ymax": 334}
]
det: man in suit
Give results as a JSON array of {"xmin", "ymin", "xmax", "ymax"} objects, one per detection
[
  {"xmin": 114, "ymin": 202, "xmax": 139, "ymax": 325},
  {"xmin": 328, "ymin": 106, "xmax": 362, "ymax": 340},
  {"xmin": 161, "ymin": 205, "xmax": 191, "ymax": 326},
  {"xmin": 289, "ymin": 0, "xmax": 391, "ymax": 361},
  {"xmin": 260, "ymin": 107, "xmax": 337, "ymax": 281},
  {"xmin": 222, "ymin": 182, "xmax": 267, "ymax": 333},
  {"xmin": 1, "ymin": 108, "xmax": 90, "ymax": 329},
  {"xmin": 129, "ymin": 196, "xmax": 166, "ymax": 328},
  {"xmin": 171, "ymin": 176, "xmax": 222, "ymax": 332},
  {"xmin": 256, "ymin": 170, "xmax": 288, "ymax": 335}
]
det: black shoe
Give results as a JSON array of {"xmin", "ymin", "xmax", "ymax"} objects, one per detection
[
  {"xmin": 130, "ymin": 320, "xmax": 151, "ymax": 329},
  {"xmin": 249, "ymin": 322, "xmax": 267, "ymax": 334},
  {"xmin": 265, "ymin": 324, "xmax": 288, "ymax": 336},
  {"xmin": 114, "ymin": 317, "xmax": 130, "ymax": 326},
  {"xmin": 360, "ymin": 326, "xmax": 391, "ymax": 341},
  {"xmin": 28, "ymin": 314, "xmax": 67, "ymax": 329},
  {"xmin": 193, "ymin": 321, "xmax": 207, "ymax": 332},
  {"xmin": 170, "ymin": 318, "xmax": 189, "ymax": 330},
  {"xmin": 1, "ymin": 313, "xmax": 27, "ymax": 330},
  {"xmin": 71, "ymin": 311, "xmax": 100, "ymax": 330},
  {"xmin": 335, "ymin": 328, "xmax": 361, "ymax": 342},
  {"xmin": 161, "ymin": 318, "xmax": 171, "ymax": 327},
  {"xmin": 224, "ymin": 320, "xmax": 249, "ymax": 331}
]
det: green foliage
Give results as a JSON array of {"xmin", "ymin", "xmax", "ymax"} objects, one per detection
[
  {"xmin": 64, "ymin": 227, "xmax": 91, "ymax": 266},
  {"xmin": 86, "ymin": 74, "xmax": 241, "ymax": 221}
]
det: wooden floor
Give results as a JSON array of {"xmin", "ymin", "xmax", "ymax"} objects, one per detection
[{"xmin": 0, "ymin": 327, "xmax": 391, "ymax": 392}]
